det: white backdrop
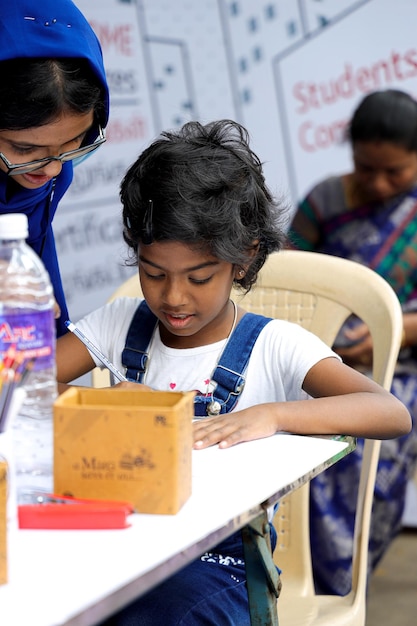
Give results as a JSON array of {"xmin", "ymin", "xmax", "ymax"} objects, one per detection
[{"xmin": 54, "ymin": 0, "xmax": 417, "ymax": 523}]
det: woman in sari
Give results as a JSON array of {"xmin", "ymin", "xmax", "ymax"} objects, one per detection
[{"xmin": 289, "ymin": 89, "xmax": 417, "ymax": 595}]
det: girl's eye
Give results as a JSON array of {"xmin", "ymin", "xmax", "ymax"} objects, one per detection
[
  {"xmin": 190, "ymin": 276, "xmax": 212, "ymax": 285},
  {"xmin": 144, "ymin": 272, "xmax": 164, "ymax": 280}
]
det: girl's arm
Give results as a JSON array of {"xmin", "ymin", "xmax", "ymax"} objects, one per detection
[
  {"xmin": 193, "ymin": 357, "xmax": 412, "ymax": 449},
  {"xmin": 56, "ymin": 332, "xmax": 97, "ymax": 393},
  {"xmin": 56, "ymin": 333, "xmax": 151, "ymax": 394}
]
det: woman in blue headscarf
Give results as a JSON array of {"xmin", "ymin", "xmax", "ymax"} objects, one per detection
[{"xmin": 0, "ymin": 0, "xmax": 109, "ymax": 336}]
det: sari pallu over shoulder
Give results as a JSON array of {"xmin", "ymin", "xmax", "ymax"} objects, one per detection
[{"xmin": 301, "ymin": 180, "xmax": 417, "ymax": 306}]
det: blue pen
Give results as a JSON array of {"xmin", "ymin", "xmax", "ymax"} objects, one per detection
[{"xmin": 65, "ymin": 320, "xmax": 128, "ymax": 383}]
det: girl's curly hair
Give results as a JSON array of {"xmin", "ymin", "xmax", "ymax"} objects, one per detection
[{"xmin": 120, "ymin": 119, "xmax": 288, "ymax": 292}]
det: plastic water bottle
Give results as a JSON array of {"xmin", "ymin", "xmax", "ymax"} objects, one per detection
[{"xmin": 0, "ymin": 213, "xmax": 57, "ymax": 502}]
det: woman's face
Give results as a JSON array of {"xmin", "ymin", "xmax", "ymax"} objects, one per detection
[
  {"xmin": 0, "ymin": 111, "xmax": 94, "ymax": 189},
  {"xmin": 352, "ymin": 141, "xmax": 417, "ymax": 202}
]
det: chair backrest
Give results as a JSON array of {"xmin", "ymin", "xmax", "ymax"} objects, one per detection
[{"xmin": 231, "ymin": 249, "xmax": 403, "ymax": 621}]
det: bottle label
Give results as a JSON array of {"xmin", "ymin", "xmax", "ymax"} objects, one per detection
[{"xmin": 0, "ymin": 310, "xmax": 55, "ymax": 371}]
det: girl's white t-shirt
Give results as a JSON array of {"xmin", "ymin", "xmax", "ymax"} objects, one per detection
[{"xmin": 77, "ymin": 297, "xmax": 339, "ymax": 408}]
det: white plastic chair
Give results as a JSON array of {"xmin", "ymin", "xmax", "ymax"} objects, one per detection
[{"xmin": 231, "ymin": 249, "xmax": 403, "ymax": 626}]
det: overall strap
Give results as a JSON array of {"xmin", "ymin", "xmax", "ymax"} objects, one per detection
[
  {"xmin": 121, "ymin": 301, "xmax": 272, "ymax": 416},
  {"xmin": 122, "ymin": 300, "xmax": 157, "ymax": 382},
  {"xmin": 194, "ymin": 312, "xmax": 272, "ymax": 417}
]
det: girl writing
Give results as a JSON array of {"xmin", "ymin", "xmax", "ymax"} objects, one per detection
[{"xmin": 57, "ymin": 119, "xmax": 410, "ymax": 625}]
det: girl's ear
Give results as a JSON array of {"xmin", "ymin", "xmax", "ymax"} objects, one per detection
[{"xmin": 234, "ymin": 240, "xmax": 260, "ymax": 280}]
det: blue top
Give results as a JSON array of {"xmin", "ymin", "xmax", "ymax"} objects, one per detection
[{"xmin": 0, "ymin": 0, "xmax": 110, "ymax": 336}]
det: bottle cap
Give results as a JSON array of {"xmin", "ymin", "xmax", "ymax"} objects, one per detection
[{"xmin": 0, "ymin": 213, "xmax": 29, "ymax": 239}]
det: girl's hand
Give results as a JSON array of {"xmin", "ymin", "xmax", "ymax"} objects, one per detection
[
  {"xmin": 113, "ymin": 381, "xmax": 153, "ymax": 391},
  {"xmin": 334, "ymin": 322, "xmax": 373, "ymax": 367},
  {"xmin": 192, "ymin": 357, "xmax": 411, "ymax": 446},
  {"xmin": 57, "ymin": 381, "xmax": 152, "ymax": 394},
  {"xmin": 193, "ymin": 406, "xmax": 278, "ymax": 449}
]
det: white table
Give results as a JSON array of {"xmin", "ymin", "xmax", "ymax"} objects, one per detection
[{"xmin": 0, "ymin": 433, "xmax": 355, "ymax": 626}]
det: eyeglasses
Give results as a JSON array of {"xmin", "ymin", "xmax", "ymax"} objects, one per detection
[{"xmin": 0, "ymin": 126, "xmax": 106, "ymax": 176}]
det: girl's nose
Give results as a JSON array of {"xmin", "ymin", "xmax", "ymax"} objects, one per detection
[{"xmin": 162, "ymin": 280, "xmax": 186, "ymax": 307}]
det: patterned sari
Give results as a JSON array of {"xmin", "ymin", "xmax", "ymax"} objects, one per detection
[{"xmin": 289, "ymin": 176, "xmax": 417, "ymax": 595}]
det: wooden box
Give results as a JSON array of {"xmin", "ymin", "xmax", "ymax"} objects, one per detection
[{"xmin": 53, "ymin": 388, "xmax": 194, "ymax": 514}]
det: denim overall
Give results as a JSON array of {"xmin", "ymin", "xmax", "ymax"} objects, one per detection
[
  {"xmin": 122, "ymin": 300, "xmax": 272, "ymax": 416},
  {"xmin": 107, "ymin": 301, "xmax": 278, "ymax": 625}
]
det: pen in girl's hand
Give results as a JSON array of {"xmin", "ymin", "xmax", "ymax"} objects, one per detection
[{"xmin": 65, "ymin": 321, "xmax": 128, "ymax": 383}]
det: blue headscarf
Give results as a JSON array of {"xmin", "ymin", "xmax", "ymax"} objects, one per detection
[{"xmin": 0, "ymin": 0, "xmax": 109, "ymax": 336}]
